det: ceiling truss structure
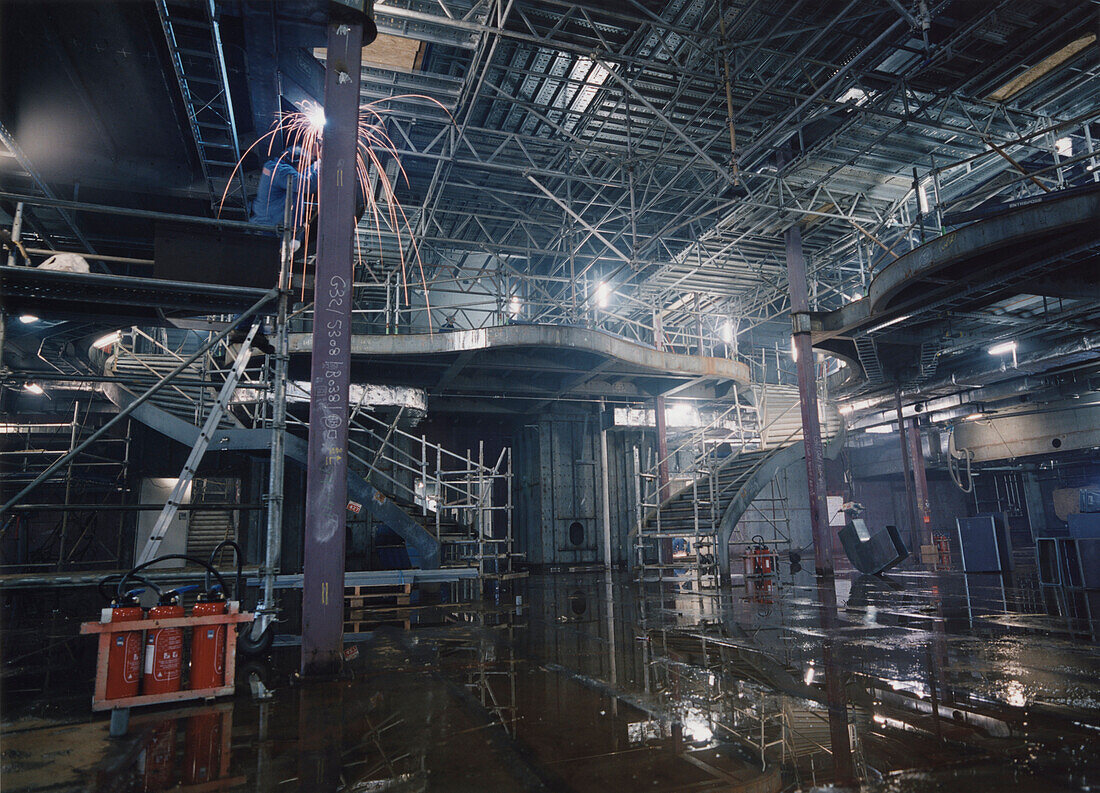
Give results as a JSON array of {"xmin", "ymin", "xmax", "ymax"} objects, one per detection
[
  {"xmin": 1, "ymin": 0, "xmax": 1098, "ymax": 394},
  {"xmin": 346, "ymin": 0, "xmax": 1100, "ymax": 365}
]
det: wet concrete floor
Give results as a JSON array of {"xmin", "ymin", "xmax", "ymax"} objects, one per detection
[{"xmin": 2, "ymin": 566, "xmax": 1099, "ymax": 791}]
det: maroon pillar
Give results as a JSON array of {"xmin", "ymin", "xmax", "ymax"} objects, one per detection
[
  {"xmin": 784, "ymin": 222, "xmax": 833, "ymax": 576},
  {"xmin": 894, "ymin": 390, "xmax": 921, "ymax": 555},
  {"xmin": 816, "ymin": 578, "xmax": 855, "ymax": 784},
  {"xmin": 655, "ymin": 397, "xmax": 670, "ymax": 502},
  {"xmin": 908, "ymin": 420, "xmax": 932, "ymax": 547},
  {"xmin": 301, "ymin": 20, "xmax": 363, "ymax": 676}
]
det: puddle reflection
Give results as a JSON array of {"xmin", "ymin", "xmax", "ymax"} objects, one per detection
[{"xmin": 3, "ymin": 568, "xmax": 1099, "ymax": 791}]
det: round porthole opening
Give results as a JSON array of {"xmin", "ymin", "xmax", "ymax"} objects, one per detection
[
  {"xmin": 569, "ymin": 520, "xmax": 585, "ymax": 546},
  {"xmin": 1052, "ymin": 438, "xmax": 1062, "ymax": 449},
  {"xmin": 570, "ymin": 590, "xmax": 587, "ymax": 615}
]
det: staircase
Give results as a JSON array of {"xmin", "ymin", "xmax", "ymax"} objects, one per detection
[
  {"xmin": 97, "ymin": 325, "xmax": 513, "ymax": 575},
  {"xmin": 636, "ymin": 383, "xmax": 842, "ymax": 587},
  {"xmin": 184, "ymin": 477, "xmax": 238, "ymax": 560},
  {"xmin": 854, "ymin": 335, "xmax": 884, "ymax": 384},
  {"xmin": 106, "ymin": 327, "xmax": 250, "ymax": 429},
  {"xmin": 637, "ymin": 449, "xmax": 773, "ymax": 586},
  {"xmin": 330, "ymin": 410, "xmax": 516, "ymax": 579}
]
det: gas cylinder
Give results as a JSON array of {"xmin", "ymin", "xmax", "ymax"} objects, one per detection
[
  {"xmin": 190, "ymin": 589, "xmax": 227, "ymax": 690},
  {"xmin": 183, "ymin": 710, "xmax": 224, "ymax": 784},
  {"xmin": 104, "ymin": 591, "xmax": 144, "ymax": 700},
  {"xmin": 143, "ymin": 588, "xmax": 188, "ymax": 696}
]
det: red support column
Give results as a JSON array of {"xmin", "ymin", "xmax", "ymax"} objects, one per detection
[
  {"xmin": 301, "ymin": 19, "xmax": 363, "ymax": 677},
  {"xmin": 784, "ymin": 221, "xmax": 833, "ymax": 576}
]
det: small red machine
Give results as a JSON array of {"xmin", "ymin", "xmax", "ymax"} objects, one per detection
[
  {"xmin": 743, "ymin": 535, "xmax": 778, "ymax": 577},
  {"xmin": 104, "ymin": 592, "xmax": 144, "ymax": 700},
  {"xmin": 190, "ymin": 589, "xmax": 227, "ymax": 690},
  {"xmin": 143, "ymin": 587, "xmax": 192, "ymax": 696},
  {"xmin": 934, "ymin": 533, "xmax": 951, "ymax": 568}
]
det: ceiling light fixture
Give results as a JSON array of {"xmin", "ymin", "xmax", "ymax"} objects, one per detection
[
  {"xmin": 23, "ymin": 382, "xmax": 44, "ymax": 395},
  {"xmin": 987, "ymin": 340, "xmax": 1017, "ymax": 356},
  {"xmin": 92, "ymin": 330, "xmax": 121, "ymax": 350},
  {"xmin": 989, "ymin": 339, "xmax": 1018, "ymax": 368},
  {"xmin": 865, "ymin": 425, "xmax": 894, "ymax": 434},
  {"xmin": 867, "ymin": 314, "xmax": 910, "ymax": 333},
  {"xmin": 18, "ymin": 314, "xmax": 39, "ymax": 324},
  {"xmin": 596, "ymin": 282, "xmax": 611, "ymax": 308}
]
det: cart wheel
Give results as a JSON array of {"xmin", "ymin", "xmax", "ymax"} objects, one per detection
[{"xmin": 237, "ymin": 621, "xmax": 274, "ymax": 656}]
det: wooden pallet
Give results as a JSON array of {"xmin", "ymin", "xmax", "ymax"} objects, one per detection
[
  {"xmin": 344, "ymin": 582, "xmax": 411, "ymax": 609},
  {"xmin": 343, "ymin": 583, "xmax": 415, "ymax": 632}
]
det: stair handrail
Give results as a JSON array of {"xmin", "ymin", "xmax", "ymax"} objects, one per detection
[
  {"xmin": 109, "ymin": 325, "xmax": 270, "ymax": 428},
  {"xmin": 640, "ymin": 397, "xmax": 754, "ymax": 499}
]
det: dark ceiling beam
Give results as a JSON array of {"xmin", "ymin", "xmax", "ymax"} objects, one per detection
[{"xmin": 240, "ymin": 1, "xmax": 283, "ymax": 149}]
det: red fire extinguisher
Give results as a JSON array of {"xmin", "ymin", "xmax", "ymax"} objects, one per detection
[
  {"xmin": 190, "ymin": 589, "xmax": 227, "ymax": 691},
  {"xmin": 143, "ymin": 587, "xmax": 194, "ymax": 696},
  {"xmin": 104, "ymin": 590, "xmax": 144, "ymax": 701}
]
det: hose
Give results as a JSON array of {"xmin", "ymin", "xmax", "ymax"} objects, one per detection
[
  {"xmin": 116, "ymin": 554, "xmax": 228, "ymax": 599},
  {"xmin": 947, "ymin": 427, "xmax": 974, "ymax": 493},
  {"xmin": 206, "ymin": 540, "xmax": 275, "ymax": 656},
  {"xmin": 98, "ymin": 573, "xmax": 162, "ymax": 604},
  {"xmin": 207, "ymin": 540, "xmax": 244, "ymax": 601}
]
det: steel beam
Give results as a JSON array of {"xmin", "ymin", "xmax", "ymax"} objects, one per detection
[
  {"xmin": 784, "ymin": 219, "xmax": 833, "ymax": 576},
  {"xmin": 907, "ymin": 419, "xmax": 931, "ymax": 549},
  {"xmin": 301, "ymin": 19, "xmax": 363, "ymax": 677},
  {"xmin": 895, "ymin": 390, "xmax": 920, "ymax": 554}
]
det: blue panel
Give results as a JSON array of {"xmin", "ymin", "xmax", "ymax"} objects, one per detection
[
  {"xmin": 957, "ymin": 515, "xmax": 998, "ymax": 572},
  {"xmin": 1068, "ymin": 512, "xmax": 1100, "ymax": 539}
]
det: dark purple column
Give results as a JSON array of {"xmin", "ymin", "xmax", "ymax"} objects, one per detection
[
  {"xmin": 784, "ymin": 222, "xmax": 834, "ymax": 576},
  {"xmin": 895, "ymin": 390, "xmax": 920, "ymax": 554},
  {"xmin": 816, "ymin": 577, "xmax": 854, "ymax": 784},
  {"xmin": 301, "ymin": 20, "xmax": 363, "ymax": 676}
]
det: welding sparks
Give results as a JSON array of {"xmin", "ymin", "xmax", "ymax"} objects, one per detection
[{"xmin": 223, "ymin": 95, "xmax": 453, "ymax": 324}]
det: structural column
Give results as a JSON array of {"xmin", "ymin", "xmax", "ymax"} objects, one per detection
[
  {"xmin": 653, "ymin": 310, "xmax": 670, "ymax": 502},
  {"xmin": 784, "ymin": 221, "xmax": 833, "ymax": 576},
  {"xmin": 599, "ymin": 398, "xmax": 614, "ymax": 569},
  {"xmin": 895, "ymin": 391, "xmax": 921, "ymax": 554},
  {"xmin": 301, "ymin": 19, "xmax": 363, "ymax": 676},
  {"xmin": 907, "ymin": 419, "xmax": 932, "ymax": 548}
]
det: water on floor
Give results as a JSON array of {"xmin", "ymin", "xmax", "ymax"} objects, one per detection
[{"xmin": 2, "ymin": 566, "xmax": 1099, "ymax": 791}]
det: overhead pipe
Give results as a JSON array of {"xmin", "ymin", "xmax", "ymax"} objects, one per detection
[{"xmin": 843, "ymin": 332, "xmax": 1100, "ymax": 423}]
